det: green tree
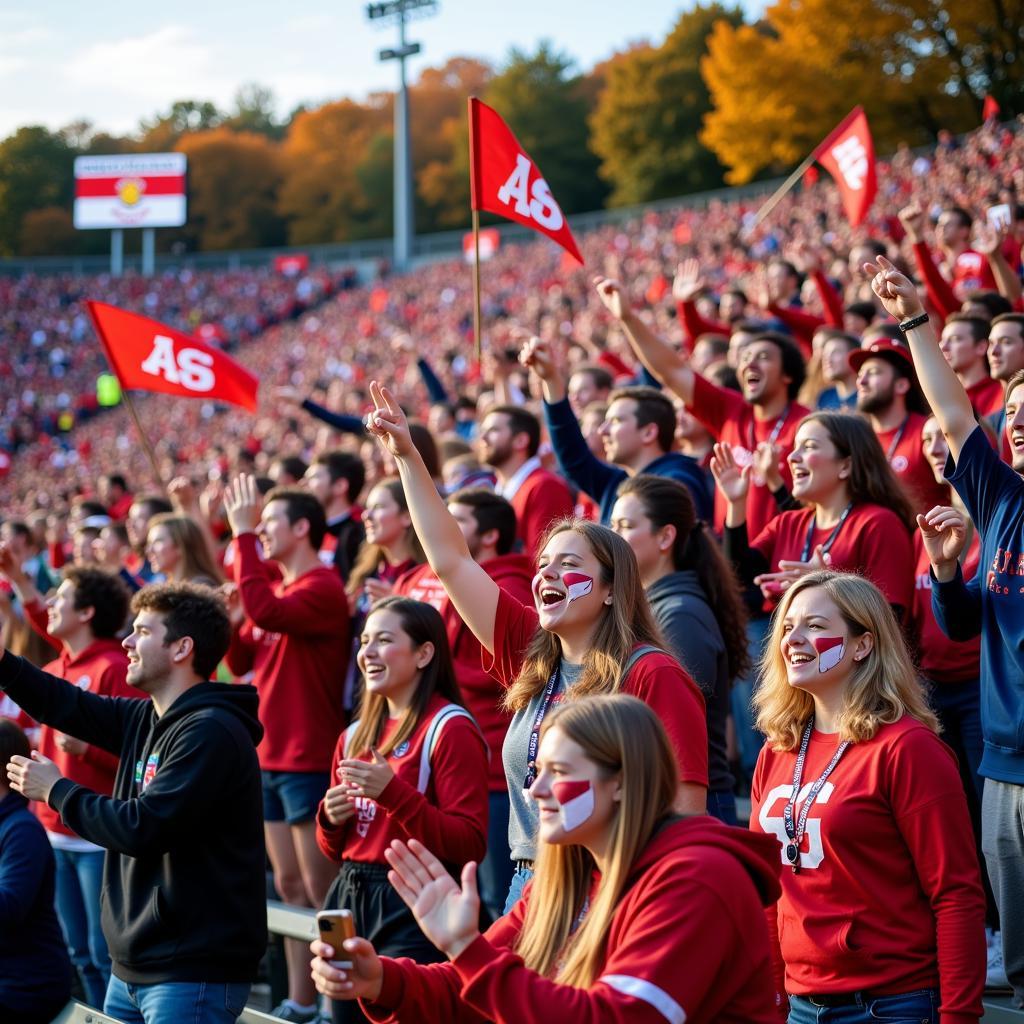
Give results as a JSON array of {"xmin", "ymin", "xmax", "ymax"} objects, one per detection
[
  {"xmin": 590, "ymin": 6, "xmax": 742, "ymax": 205},
  {"xmin": 223, "ymin": 84, "xmax": 285, "ymax": 140},
  {"xmin": 139, "ymin": 100, "xmax": 224, "ymax": 151},
  {"xmin": 0, "ymin": 126, "xmax": 76, "ymax": 257},
  {"xmin": 484, "ymin": 42, "xmax": 607, "ymax": 215}
]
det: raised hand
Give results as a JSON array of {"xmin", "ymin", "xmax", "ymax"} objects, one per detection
[
  {"xmin": 223, "ymin": 474, "xmax": 262, "ymax": 536},
  {"xmin": 167, "ymin": 475, "xmax": 198, "ymax": 512},
  {"xmin": 898, "ymin": 202, "xmax": 927, "ymax": 244},
  {"xmin": 973, "ymin": 220, "xmax": 1008, "ymax": 258},
  {"xmin": 917, "ymin": 505, "xmax": 969, "ymax": 574},
  {"xmin": 365, "ymin": 381, "xmax": 415, "ymax": 459},
  {"xmin": 273, "ymin": 385, "xmax": 304, "ymax": 411},
  {"xmin": 310, "ymin": 936, "xmax": 383, "ymax": 1002},
  {"xmin": 753, "ymin": 441, "xmax": 784, "ymax": 492},
  {"xmin": 709, "ymin": 442, "xmax": 751, "ymax": 507},
  {"xmin": 864, "ymin": 256, "xmax": 926, "ymax": 322},
  {"xmin": 593, "ymin": 276, "xmax": 628, "ymax": 321},
  {"xmin": 672, "ymin": 259, "xmax": 706, "ymax": 303},
  {"xmin": 518, "ymin": 334, "xmax": 560, "ymax": 383},
  {"xmin": 384, "ymin": 839, "xmax": 480, "ymax": 960}
]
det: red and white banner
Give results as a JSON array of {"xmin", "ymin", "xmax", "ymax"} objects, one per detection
[
  {"xmin": 74, "ymin": 153, "xmax": 187, "ymax": 230},
  {"xmin": 273, "ymin": 252, "xmax": 310, "ymax": 276},
  {"xmin": 87, "ymin": 301, "xmax": 258, "ymax": 412},
  {"xmin": 468, "ymin": 97, "xmax": 583, "ymax": 265},
  {"xmin": 813, "ymin": 108, "xmax": 876, "ymax": 228},
  {"xmin": 463, "ymin": 228, "xmax": 500, "ymax": 263}
]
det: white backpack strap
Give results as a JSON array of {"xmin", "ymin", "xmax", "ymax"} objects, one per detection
[
  {"xmin": 342, "ymin": 720, "xmax": 360, "ymax": 759},
  {"xmin": 619, "ymin": 644, "xmax": 664, "ymax": 685},
  {"xmin": 416, "ymin": 705, "xmax": 477, "ymax": 793}
]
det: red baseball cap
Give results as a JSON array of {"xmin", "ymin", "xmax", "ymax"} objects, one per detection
[{"xmin": 848, "ymin": 336, "xmax": 917, "ymax": 378}]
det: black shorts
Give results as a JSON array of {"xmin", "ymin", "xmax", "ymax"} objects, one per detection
[{"xmin": 323, "ymin": 861, "xmax": 446, "ymax": 1024}]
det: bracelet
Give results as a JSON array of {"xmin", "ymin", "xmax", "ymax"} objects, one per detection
[{"xmin": 898, "ymin": 312, "xmax": 929, "ymax": 333}]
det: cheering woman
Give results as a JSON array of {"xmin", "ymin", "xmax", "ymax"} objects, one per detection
[
  {"xmin": 361, "ymin": 381, "xmax": 709, "ymax": 908},
  {"xmin": 751, "ymin": 570, "xmax": 985, "ymax": 1023},
  {"xmin": 311, "ymin": 694, "xmax": 783, "ymax": 1023}
]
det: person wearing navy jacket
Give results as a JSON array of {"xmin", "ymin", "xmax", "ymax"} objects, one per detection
[
  {"xmin": 521, "ymin": 336, "xmax": 713, "ymax": 526},
  {"xmin": 866, "ymin": 255, "xmax": 1024, "ymax": 1009}
]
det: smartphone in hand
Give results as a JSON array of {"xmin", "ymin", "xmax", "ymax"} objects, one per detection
[{"xmin": 317, "ymin": 909, "xmax": 356, "ymax": 968}]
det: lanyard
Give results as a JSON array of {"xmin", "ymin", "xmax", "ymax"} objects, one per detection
[
  {"xmin": 885, "ymin": 416, "xmax": 910, "ymax": 461},
  {"xmin": 799, "ymin": 503, "xmax": 854, "ymax": 562},
  {"xmin": 782, "ymin": 718, "xmax": 850, "ymax": 874},
  {"xmin": 747, "ymin": 405, "xmax": 790, "ymax": 454},
  {"xmin": 523, "ymin": 666, "xmax": 562, "ymax": 790}
]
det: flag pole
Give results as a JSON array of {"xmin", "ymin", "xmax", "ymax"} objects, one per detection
[
  {"xmin": 748, "ymin": 150, "xmax": 819, "ymax": 232},
  {"xmin": 121, "ymin": 391, "xmax": 166, "ymax": 490},
  {"xmin": 472, "ymin": 209, "xmax": 483, "ymax": 364}
]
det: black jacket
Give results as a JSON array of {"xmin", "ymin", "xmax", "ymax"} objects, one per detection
[
  {"xmin": 0, "ymin": 653, "xmax": 267, "ymax": 985},
  {"xmin": 646, "ymin": 571, "xmax": 733, "ymax": 794}
]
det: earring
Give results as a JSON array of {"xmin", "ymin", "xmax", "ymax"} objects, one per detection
[{"xmin": 604, "ymin": 596, "xmax": 613, "ymax": 606}]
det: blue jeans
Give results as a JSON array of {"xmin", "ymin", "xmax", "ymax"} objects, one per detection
[
  {"xmin": 477, "ymin": 790, "xmax": 514, "ymax": 923},
  {"xmin": 706, "ymin": 788, "xmax": 739, "ymax": 826},
  {"xmin": 54, "ymin": 847, "xmax": 110, "ymax": 1008},
  {"xmin": 502, "ymin": 864, "xmax": 534, "ymax": 915},
  {"xmin": 104, "ymin": 976, "xmax": 251, "ymax": 1024},
  {"xmin": 788, "ymin": 988, "xmax": 938, "ymax": 1023},
  {"xmin": 731, "ymin": 615, "xmax": 770, "ymax": 780}
]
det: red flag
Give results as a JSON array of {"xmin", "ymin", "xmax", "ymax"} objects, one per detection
[
  {"xmin": 87, "ymin": 301, "xmax": 259, "ymax": 412},
  {"xmin": 468, "ymin": 97, "xmax": 583, "ymax": 265},
  {"xmin": 983, "ymin": 95, "xmax": 1000, "ymax": 122},
  {"xmin": 813, "ymin": 107, "xmax": 877, "ymax": 228}
]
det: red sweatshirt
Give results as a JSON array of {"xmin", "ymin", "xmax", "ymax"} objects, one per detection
[
  {"xmin": 36, "ymin": 638, "xmax": 141, "ymax": 837},
  {"xmin": 394, "ymin": 554, "xmax": 534, "ymax": 791},
  {"xmin": 912, "ymin": 531, "xmax": 981, "ymax": 685},
  {"xmin": 507, "ymin": 467, "xmax": 574, "ymax": 563},
  {"xmin": 315, "ymin": 693, "xmax": 488, "ymax": 867},
  {"xmin": 484, "ymin": 590, "xmax": 708, "ymax": 788},
  {"xmin": 689, "ymin": 373, "xmax": 809, "ymax": 538},
  {"xmin": 676, "ymin": 299, "xmax": 729, "ymax": 350},
  {"xmin": 360, "ymin": 816, "xmax": 782, "ymax": 1024},
  {"xmin": 875, "ymin": 412, "xmax": 950, "ymax": 517},
  {"xmin": 751, "ymin": 716, "xmax": 986, "ymax": 1024},
  {"xmin": 965, "ymin": 375, "xmax": 1004, "ymax": 418},
  {"xmin": 226, "ymin": 533, "xmax": 350, "ymax": 772}
]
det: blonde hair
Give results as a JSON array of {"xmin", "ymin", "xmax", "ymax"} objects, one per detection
[
  {"xmin": 514, "ymin": 695, "xmax": 678, "ymax": 986},
  {"xmin": 147, "ymin": 513, "xmax": 222, "ymax": 586},
  {"xmin": 755, "ymin": 570, "xmax": 938, "ymax": 750},
  {"xmin": 503, "ymin": 519, "xmax": 665, "ymax": 713}
]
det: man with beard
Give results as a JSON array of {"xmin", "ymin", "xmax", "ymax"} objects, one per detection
[
  {"xmin": 476, "ymin": 405, "xmax": 573, "ymax": 561},
  {"xmin": 851, "ymin": 334, "xmax": 948, "ymax": 515}
]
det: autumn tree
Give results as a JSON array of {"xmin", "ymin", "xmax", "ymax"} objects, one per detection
[
  {"xmin": 700, "ymin": 0, "xmax": 1010, "ymax": 184},
  {"xmin": 223, "ymin": 84, "xmax": 285, "ymax": 140},
  {"xmin": 590, "ymin": 6, "xmax": 741, "ymax": 205},
  {"xmin": 174, "ymin": 129, "xmax": 285, "ymax": 250}
]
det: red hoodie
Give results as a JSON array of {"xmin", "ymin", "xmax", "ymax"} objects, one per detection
[
  {"xmin": 394, "ymin": 554, "xmax": 533, "ymax": 791},
  {"xmin": 359, "ymin": 816, "xmax": 782, "ymax": 1024},
  {"xmin": 226, "ymin": 533, "xmax": 350, "ymax": 772},
  {"xmin": 751, "ymin": 716, "xmax": 985, "ymax": 1024},
  {"xmin": 36, "ymin": 637, "xmax": 142, "ymax": 838}
]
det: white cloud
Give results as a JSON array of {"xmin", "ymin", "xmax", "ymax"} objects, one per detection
[{"xmin": 284, "ymin": 13, "xmax": 337, "ymax": 33}]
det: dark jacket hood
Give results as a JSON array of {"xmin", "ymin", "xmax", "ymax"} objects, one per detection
[
  {"xmin": 0, "ymin": 789, "xmax": 29, "ymax": 825},
  {"xmin": 157, "ymin": 681, "xmax": 263, "ymax": 745},
  {"xmin": 646, "ymin": 569, "xmax": 707, "ymax": 606}
]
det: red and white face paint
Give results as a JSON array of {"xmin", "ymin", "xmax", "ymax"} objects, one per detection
[
  {"xmin": 563, "ymin": 572, "xmax": 594, "ymax": 604},
  {"xmin": 813, "ymin": 636, "xmax": 845, "ymax": 673},
  {"xmin": 551, "ymin": 779, "xmax": 595, "ymax": 832}
]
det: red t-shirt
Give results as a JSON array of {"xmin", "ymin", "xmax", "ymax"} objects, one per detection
[
  {"xmin": 36, "ymin": 638, "xmax": 142, "ymax": 837},
  {"xmin": 226, "ymin": 533, "xmax": 350, "ymax": 772},
  {"xmin": 751, "ymin": 717, "xmax": 985, "ymax": 1020},
  {"xmin": 912, "ymin": 531, "xmax": 981, "ymax": 684},
  {"xmin": 689, "ymin": 373, "xmax": 809, "ymax": 538},
  {"xmin": 875, "ymin": 413, "xmax": 950, "ymax": 516},
  {"xmin": 509, "ymin": 467, "xmax": 575, "ymax": 563},
  {"xmin": 483, "ymin": 589, "xmax": 708, "ymax": 787},
  {"xmin": 315, "ymin": 693, "xmax": 488, "ymax": 867},
  {"xmin": 751, "ymin": 504, "xmax": 914, "ymax": 613},
  {"xmin": 394, "ymin": 554, "xmax": 534, "ymax": 791},
  {"xmin": 965, "ymin": 375, "xmax": 1004, "ymax": 418}
]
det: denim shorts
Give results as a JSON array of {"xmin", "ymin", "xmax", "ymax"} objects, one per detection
[{"xmin": 261, "ymin": 770, "xmax": 331, "ymax": 824}]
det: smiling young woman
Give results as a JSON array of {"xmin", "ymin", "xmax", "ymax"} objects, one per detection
[
  {"xmin": 310, "ymin": 694, "xmax": 784, "ymax": 1024},
  {"xmin": 750, "ymin": 571, "xmax": 986, "ymax": 1024},
  {"xmin": 361, "ymin": 380, "xmax": 709, "ymax": 911}
]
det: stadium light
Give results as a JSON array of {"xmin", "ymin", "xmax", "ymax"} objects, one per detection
[{"xmin": 366, "ymin": 0, "xmax": 439, "ymax": 271}]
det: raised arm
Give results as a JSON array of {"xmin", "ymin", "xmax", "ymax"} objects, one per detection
[
  {"xmin": 866, "ymin": 257, "xmax": 975, "ymax": 458},
  {"xmin": 367, "ymin": 381, "xmax": 500, "ymax": 654},
  {"xmin": 974, "ymin": 222, "xmax": 1022, "ymax": 304},
  {"xmin": 594, "ymin": 276, "xmax": 696, "ymax": 404}
]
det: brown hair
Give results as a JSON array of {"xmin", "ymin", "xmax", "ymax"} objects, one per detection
[{"xmin": 147, "ymin": 514, "xmax": 223, "ymax": 585}]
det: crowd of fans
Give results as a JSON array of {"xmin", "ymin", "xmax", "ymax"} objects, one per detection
[{"xmin": 0, "ymin": 114, "xmax": 1023, "ymax": 1024}]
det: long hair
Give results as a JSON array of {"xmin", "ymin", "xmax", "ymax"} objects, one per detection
[
  {"xmin": 147, "ymin": 513, "xmax": 223, "ymax": 585},
  {"xmin": 346, "ymin": 478, "xmax": 426, "ymax": 598},
  {"xmin": 755, "ymin": 570, "xmax": 938, "ymax": 750},
  {"xmin": 616, "ymin": 475, "xmax": 749, "ymax": 680},
  {"xmin": 503, "ymin": 519, "xmax": 666, "ymax": 713},
  {"xmin": 514, "ymin": 695, "xmax": 678, "ymax": 986},
  {"xmin": 347, "ymin": 597, "xmax": 464, "ymax": 758},
  {"xmin": 798, "ymin": 412, "xmax": 915, "ymax": 531}
]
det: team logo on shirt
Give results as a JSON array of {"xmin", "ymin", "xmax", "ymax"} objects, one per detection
[
  {"xmin": 135, "ymin": 752, "xmax": 160, "ymax": 791},
  {"xmin": 73, "ymin": 674, "xmax": 92, "ymax": 690},
  {"xmin": 758, "ymin": 781, "xmax": 836, "ymax": 870},
  {"xmin": 890, "ymin": 455, "xmax": 908, "ymax": 473},
  {"xmin": 393, "ymin": 740, "xmax": 410, "ymax": 758},
  {"xmin": 354, "ymin": 796, "xmax": 377, "ymax": 838}
]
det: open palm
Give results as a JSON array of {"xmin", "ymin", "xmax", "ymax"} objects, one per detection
[{"xmin": 710, "ymin": 442, "xmax": 750, "ymax": 505}]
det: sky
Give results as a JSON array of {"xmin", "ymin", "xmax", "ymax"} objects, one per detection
[{"xmin": 0, "ymin": 1, "xmax": 767, "ymax": 139}]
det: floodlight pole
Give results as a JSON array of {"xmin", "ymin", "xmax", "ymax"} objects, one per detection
[{"xmin": 110, "ymin": 229, "xmax": 124, "ymax": 277}]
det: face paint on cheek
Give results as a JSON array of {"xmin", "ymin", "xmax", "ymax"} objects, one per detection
[
  {"xmin": 813, "ymin": 636, "xmax": 846, "ymax": 673},
  {"xmin": 551, "ymin": 779, "xmax": 595, "ymax": 832},
  {"xmin": 562, "ymin": 572, "xmax": 594, "ymax": 604}
]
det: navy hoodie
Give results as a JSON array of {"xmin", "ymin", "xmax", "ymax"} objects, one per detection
[
  {"xmin": 543, "ymin": 395, "xmax": 714, "ymax": 524},
  {"xmin": 931, "ymin": 426, "xmax": 1024, "ymax": 783},
  {"xmin": 0, "ymin": 790, "xmax": 72, "ymax": 1018},
  {"xmin": 0, "ymin": 652, "xmax": 267, "ymax": 984}
]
